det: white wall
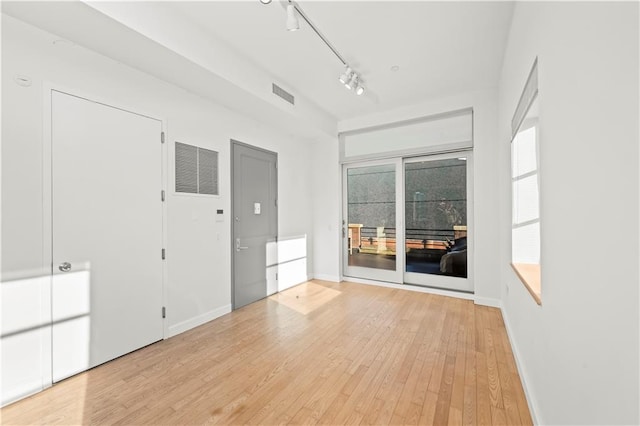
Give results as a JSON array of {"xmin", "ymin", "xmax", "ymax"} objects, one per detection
[
  {"xmin": 310, "ymin": 135, "xmax": 341, "ymax": 282},
  {"xmin": 84, "ymin": 1, "xmax": 337, "ymax": 139},
  {"xmin": 498, "ymin": 2, "xmax": 639, "ymax": 425},
  {"xmin": 337, "ymin": 89, "xmax": 501, "ymax": 303},
  {"xmin": 1, "ymin": 14, "xmax": 316, "ymax": 401}
]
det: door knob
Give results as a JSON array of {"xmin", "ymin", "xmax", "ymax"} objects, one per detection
[
  {"xmin": 58, "ymin": 262, "xmax": 72, "ymax": 272},
  {"xmin": 236, "ymin": 238, "xmax": 249, "ymax": 252}
]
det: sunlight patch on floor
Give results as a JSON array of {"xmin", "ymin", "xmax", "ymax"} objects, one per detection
[{"xmin": 269, "ymin": 282, "xmax": 341, "ymax": 315}]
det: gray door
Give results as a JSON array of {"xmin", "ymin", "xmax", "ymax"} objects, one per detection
[{"xmin": 232, "ymin": 141, "xmax": 278, "ymax": 309}]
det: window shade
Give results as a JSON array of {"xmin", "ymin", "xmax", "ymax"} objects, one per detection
[
  {"xmin": 340, "ymin": 108, "xmax": 473, "ymax": 162},
  {"xmin": 512, "ymin": 58, "xmax": 538, "ymax": 138}
]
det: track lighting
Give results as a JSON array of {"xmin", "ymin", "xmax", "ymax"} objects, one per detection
[
  {"xmin": 339, "ymin": 68, "xmax": 364, "ymax": 95},
  {"xmin": 286, "ymin": 4, "xmax": 299, "ymax": 31},
  {"xmin": 274, "ymin": 1, "xmax": 368, "ymax": 96},
  {"xmin": 339, "ymin": 67, "xmax": 352, "ymax": 85},
  {"xmin": 345, "ymin": 74, "xmax": 358, "ymax": 90}
]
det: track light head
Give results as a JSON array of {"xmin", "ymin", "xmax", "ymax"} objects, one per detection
[
  {"xmin": 286, "ymin": 4, "xmax": 300, "ymax": 31},
  {"xmin": 355, "ymin": 83, "xmax": 365, "ymax": 96},
  {"xmin": 345, "ymin": 74, "xmax": 358, "ymax": 90},
  {"xmin": 339, "ymin": 67, "xmax": 352, "ymax": 85}
]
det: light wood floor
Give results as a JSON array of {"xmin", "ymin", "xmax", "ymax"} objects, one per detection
[{"xmin": 1, "ymin": 280, "xmax": 532, "ymax": 425}]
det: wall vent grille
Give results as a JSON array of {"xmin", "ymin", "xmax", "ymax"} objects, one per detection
[
  {"xmin": 272, "ymin": 83, "xmax": 295, "ymax": 105},
  {"xmin": 175, "ymin": 142, "xmax": 219, "ymax": 195}
]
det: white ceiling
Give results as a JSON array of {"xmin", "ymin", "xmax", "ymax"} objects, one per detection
[
  {"xmin": 165, "ymin": 1, "xmax": 514, "ymax": 120},
  {"xmin": 2, "ymin": 1, "xmax": 514, "ymax": 136}
]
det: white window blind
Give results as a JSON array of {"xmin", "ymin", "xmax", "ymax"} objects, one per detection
[
  {"xmin": 340, "ymin": 108, "xmax": 473, "ymax": 162},
  {"xmin": 511, "ymin": 58, "xmax": 540, "ymax": 266}
]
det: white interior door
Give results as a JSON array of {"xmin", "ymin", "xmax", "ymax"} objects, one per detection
[{"xmin": 51, "ymin": 90, "xmax": 163, "ymax": 381}]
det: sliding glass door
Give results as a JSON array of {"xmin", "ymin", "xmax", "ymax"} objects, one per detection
[
  {"xmin": 343, "ymin": 160, "xmax": 402, "ymax": 283},
  {"xmin": 403, "ymin": 153, "xmax": 472, "ymax": 292},
  {"xmin": 343, "ymin": 152, "xmax": 473, "ymax": 292}
]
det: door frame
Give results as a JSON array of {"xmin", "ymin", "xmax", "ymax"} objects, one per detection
[
  {"xmin": 342, "ymin": 158, "xmax": 404, "ymax": 284},
  {"xmin": 230, "ymin": 139, "xmax": 278, "ymax": 310},
  {"xmin": 43, "ymin": 83, "xmax": 169, "ymax": 341},
  {"xmin": 341, "ymin": 149, "xmax": 474, "ymax": 293},
  {"xmin": 402, "ymin": 151, "xmax": 474, "ymax": 292}
]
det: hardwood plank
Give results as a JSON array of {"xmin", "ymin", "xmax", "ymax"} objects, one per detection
[
  {"xmin": 476, "ymin": 351, "xmax": 493, "ymax": 426},
  {"xmin": 462, "ymin": 304, "xmax": 477, "ymax": 426},
  {"xmin": 0, "ymin": 280, "xmax": 531, "ymax": 426},
  {"xmin": 418, "ymin": 390, "xmax": 440, "ymax": 425},
  {"xmin": 433, "ymin": 354, "xmax": 456, "ymax": 425},
  {"xmin": 484, "ymin": 327, "xmax": 505, "ymax": 409}
]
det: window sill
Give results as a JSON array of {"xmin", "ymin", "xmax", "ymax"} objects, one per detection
[{"xmin": 511, "ymin": 263, "xmax": 541, "ymax": 305}]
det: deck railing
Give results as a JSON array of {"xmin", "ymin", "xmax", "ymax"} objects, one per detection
[{"xmin": 355, "ymin": 227, "xmax": 461, "ymax": 251}]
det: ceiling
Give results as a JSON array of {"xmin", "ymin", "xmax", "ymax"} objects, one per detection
[
  {"xmin": 165, "ymin": 1, "xmax": 515, "ymax": 120},
  {"xmin": 2, "ymin": 1, "xmax": 514, "ymax": 136}
]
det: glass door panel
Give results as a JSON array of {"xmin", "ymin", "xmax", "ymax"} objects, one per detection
[
  {"xmin": 404, "ymin": 154, "xmax": 472, "ymax": 292},
  {"xmin": 343, "ymin": 161, "xmax": 402, "ymax": 283}
]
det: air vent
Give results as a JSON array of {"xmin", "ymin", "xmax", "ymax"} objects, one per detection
[
  {"xmin": 175, "ymin": 142, "xmax": 219, "ymax": 195},
  {"xmin": 198, "ymin": 148, "xmax": 219, "ymax": 196},
  {"xmin": 175, "ymin": 142, "xmax": 197, "ymax": 194},
  {"xmin": 272, "ymin": 83, "xmax": 295, "ymax": 105}
]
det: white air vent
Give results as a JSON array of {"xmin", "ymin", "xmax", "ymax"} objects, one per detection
[
  {"xmin": 175, "ymin": 142, "xmax": 219, "ymax": 195},
  {"xmin": 198, "ymin": 148, "xmax": 219, "ymax": 195},
  {"xmin": 272, "ymin": 83, "xmax": 295, "ymax": 105},
  {"xmin": 175, "ymin": 142, "xmax": 197, "ymax": 193}
]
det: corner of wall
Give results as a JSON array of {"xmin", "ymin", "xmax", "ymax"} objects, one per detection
[
  {"xmin": 310, "ymin": 273, "xmax": 341, "ymax": 283},
  {"xmin": 500, "ymin": 306, "xmax": 541, "ymax": 425},
  {"xmin": 166, "ymin": 304, "xmax": 232, "ymax": 339},
  {"xmin": 473, "ymin": 296, "xmax": 502, "ymax": 308}
]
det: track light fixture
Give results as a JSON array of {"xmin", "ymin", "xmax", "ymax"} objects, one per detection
[
  {"xmin": 345, "ymin": 73, "xmax": 357, "ymax": 90},
  {"xmin": 339, "ymin": 67, "xmax": 352, "ymax": 85},
  {"xmin": 340, "ymin": 65, "xmax": 365, "ymax": 95},
  {"xmin": 264, "ymin": 0, "xmax": 367, "ymax": 97}
]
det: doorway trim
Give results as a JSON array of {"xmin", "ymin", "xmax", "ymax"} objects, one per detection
[
  {"xmin": 42, "ymin": 82, "xmax": 169, "ymax": 339},
  {"xmin": 230, "ymin": 139, "xmax": 279, "ymax": 310},
  {"xmin": 342, "ymin": 158, "xmax": 404, "ymax": 284},
  {"xmin": 341, "ymin": 149, "xmax": 474, "ymax": 294}
]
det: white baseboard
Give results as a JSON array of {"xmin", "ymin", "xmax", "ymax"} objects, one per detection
[
  {"xmin": 311, "ymin": 273, "xmax": 341, "ymax": 283},
  {"xmin": 166, "ymin": 304, "xmax": 231, "ymax": 339},
  {"xmin": 341, "ymin": 277, "xmax": 476, "ymax": 300},
  {"xmin": 1, "ymin": 383, "xmax": 50, "ymax": 408},
  {"xmin": 474, "ymin": 296, "xmax": 502, "ymax": 308},
  {"xmin": 500, "ymin": 307, "xmax": 540, "ymax": 425}
]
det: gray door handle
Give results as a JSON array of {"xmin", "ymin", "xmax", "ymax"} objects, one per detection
[
  {"xmin": 58, "ymin": 262, "xmax": 72, "ymax": 272},
  {"xmin": 236, "ymin": 238, "xmax": 249, "ymax": 252}
]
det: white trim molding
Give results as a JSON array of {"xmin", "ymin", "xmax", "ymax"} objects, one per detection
[
  {"xmin": 341, "ymin": 277, "xmax": 476, "ymax": 301},
  {"xmin": 473, "ymin": 296, "xmax": 502, "ymax": 308},
  {"xmin": 311, "ymin": 274, "xmax": 342, "ymax": 283},
  {"xmin": 500, "ymin": 307, "xmax": 541, "ymax": 425},
  {"xmin": 166, "ymin": 305, "xmax": 232, "ymax": 339}
]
